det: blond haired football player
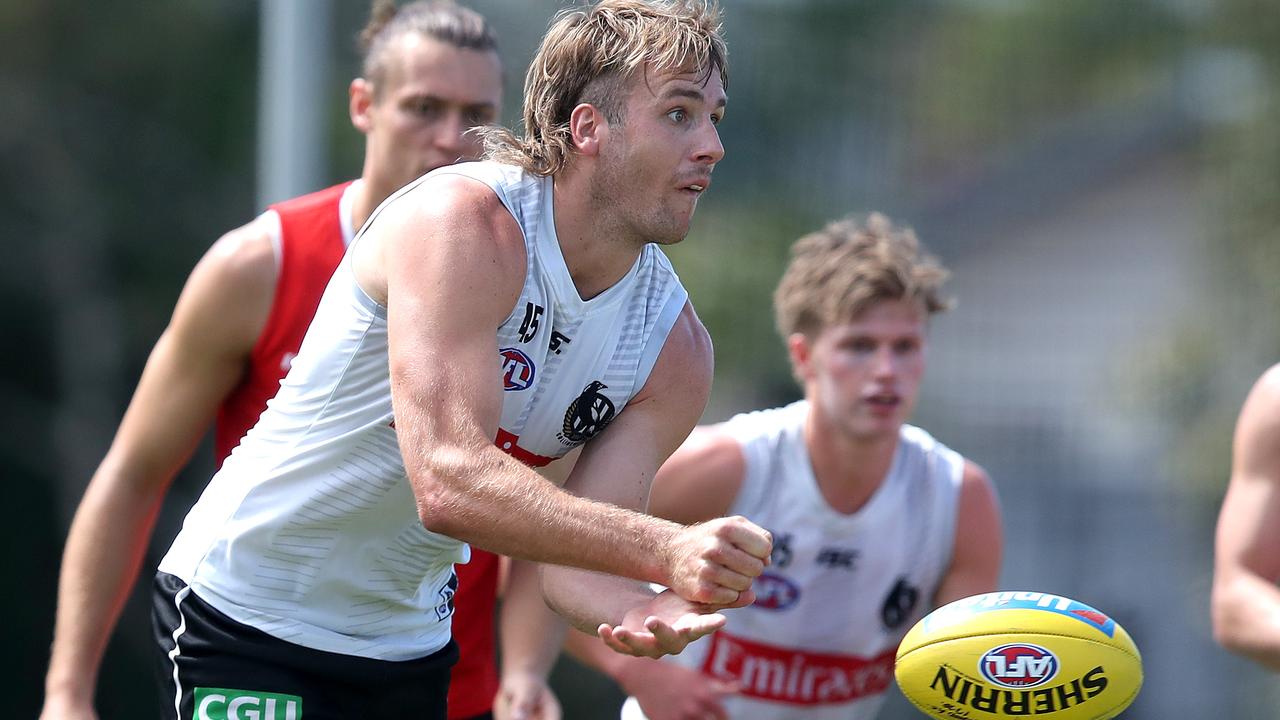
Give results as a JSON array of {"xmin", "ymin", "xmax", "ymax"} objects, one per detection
[{"xmin": 148, "ymin": 2, "xmax": 772, "ymax": 718}]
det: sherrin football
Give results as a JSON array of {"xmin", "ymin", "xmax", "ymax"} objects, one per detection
[{"xmin": 894, "ymin": 591, "xmax": 1142, "ymax": 720}]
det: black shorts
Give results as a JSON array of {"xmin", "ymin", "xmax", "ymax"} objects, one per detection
[{"xmin": 152, "ymin": 572, "xmax": 457, "ymax": 720}]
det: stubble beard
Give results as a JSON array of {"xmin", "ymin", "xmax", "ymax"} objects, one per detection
[{"xmin": 590, "ymin": 144, "xmax": 689, "ymax": 247}]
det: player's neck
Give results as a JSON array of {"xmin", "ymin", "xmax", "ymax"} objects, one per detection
[
  {"xmin": 350, "ymin": 176, "xmax": 385, "ymax": 234},
  {"xmin": 804, "ymin": 408, "xmax": 899, "ymax": 515},
  {"xmin": 549, "ymin": 172, "xmax": 646, "ymax": 301}
]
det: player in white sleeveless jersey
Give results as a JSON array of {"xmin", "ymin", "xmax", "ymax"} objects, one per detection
[
  {"xmin": 568, "ymin": 213, "xmax": 1004, "ymax": 719},
  {"xmin": 150, "ymin": 4, "xmax": 774, "ymax": 719}
]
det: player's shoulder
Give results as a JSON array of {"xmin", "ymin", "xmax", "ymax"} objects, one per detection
[
  {"xmin": 1235, "ymin": 364, "xmax": 1280, "ymax": 462},
  {"xmin": 355, "ymin": 167, "xmax": 527, "ymax": 309},
  {"xmin": 1239, "ymin": 364, "xmax": 1280, "ymax": 430},
  {"xmin": 388, "ymin": 168, "xmax": 520, "ymax": 248},
  {"xmin": 199, "ymin": 211, "xmax": 279, "ymax": 290},
  {"xmin": 649, "ymin": 423, "xmax": 746, "ymax": 522},
  {"xmin": 1251, "ymin": 363, "xmax": 1280, "ymax": 402},
  {"xmin": 166, "ymin": 211, "xmax": 278, "ymax": 349},
  {"xmin": 960, "ymin": 458, "xmax": 992, "ymax": 486},
  {"xmin": 678, "ymin": 423, "xmax": 746, "ymax": 472},
  {"xmin": 898, "ymin": 424, "xmax": 990, "ymax": 490},
  {"xmin": 898, "ymin": 423, "xmax": 951, "ymax": 459},
  {"xmin": 664, "ymin": 302, "xmax": 713, "ymax": 365},
  {"xmin": 632, "ymin": 301, "xmax": 713, "ymax": 410}
]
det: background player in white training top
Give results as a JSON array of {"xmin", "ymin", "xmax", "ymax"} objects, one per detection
[{"xmin": 569, "ymin": 212, "xmax": 1004, "ymax": 719}]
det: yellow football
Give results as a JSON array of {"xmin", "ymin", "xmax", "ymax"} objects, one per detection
[{"xmin": 894, "ymin": 591, "xmax": 1142, "ymax": 719}]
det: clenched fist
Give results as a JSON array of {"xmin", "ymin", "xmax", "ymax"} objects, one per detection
[{"xmin": 662, "ymin": 515, "xmax": 772, "ymax": 606}]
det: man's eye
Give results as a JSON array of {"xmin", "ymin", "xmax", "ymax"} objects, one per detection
[
  {"xmin": 411, "ymin": 100, "xmax": 443, "ymax": 118},
  {"xmin": 667, "ymin": 108, "xmax": 688, "ymax": 123}
]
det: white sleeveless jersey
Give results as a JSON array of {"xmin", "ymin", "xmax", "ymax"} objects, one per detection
[
  {"xmin": 622, "ymin": 401, "xmax": 963, "ymax": 719},
  {"xmin": 160, "ymin": 161, "xmax": 689, "ymax": 661}
]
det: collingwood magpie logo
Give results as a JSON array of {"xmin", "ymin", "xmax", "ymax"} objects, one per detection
[
  {"xmin": 559, "ymin": 380, "xmax": 616, "ymax": 444},
  {"xmin": 434, "ymin": 571, "xmax": 459, "ymax": 621},
  {"xmin": 881, "ymin": 576, "xmax": 920, "ymax": 629}
]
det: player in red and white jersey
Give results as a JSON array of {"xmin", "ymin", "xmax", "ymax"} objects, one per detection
[
  {"xmin": 41, "ymin": 3, "xmax": 523, "ymax": 719},
  {"xmin": 570, "ymin": 213, "xmax": 1004, "ymax": 719}
]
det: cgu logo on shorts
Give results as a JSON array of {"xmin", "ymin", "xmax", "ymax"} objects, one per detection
[
  {"xmin": 193, "ymin": 687, "xmax": 302, "ymax": 720},
  {"xmin": 980, "ymin": 643, "xmax": 1059, "ymax": 689}
]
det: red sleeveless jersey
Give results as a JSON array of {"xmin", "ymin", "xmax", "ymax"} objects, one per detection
[
  {"xmin": 214, "ymin": 182, "xmax": 351, "ymax": 462},
  {"xmin": 212, "ymin": 181, "xmax": 499, "ymax": 719}
]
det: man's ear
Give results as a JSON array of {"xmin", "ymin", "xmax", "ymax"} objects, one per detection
[
  {"xmin": 350, "ymin": 78, "xmax": 375, "ymax": 134},
  {"xmin": 787, "ymin": 333, "xmax": 814, "ymax": 382},
  {"xmin": 567, "ymin": 103, "xmax": 607, "ymax": 156}
]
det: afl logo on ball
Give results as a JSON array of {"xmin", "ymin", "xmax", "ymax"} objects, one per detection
[
  {"xmin": 500, "ymin": 348, "xmax": 536, "ymax": 391},
  {"xmin": 980, "ymin": 643, "xmax": 1059, "ymax": 689},
  {"xmin": 752, "ymin": 572, "xmax": 801, "ymax": 611}
]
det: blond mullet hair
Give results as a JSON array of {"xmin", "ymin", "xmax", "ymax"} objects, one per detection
[
  {"xmin": 774, "ymin": 213, "xmax": 952, "ymax": 340},
  {"xmin": 481, "ymin": 0, "xmax": 726, "ymax": 176}
]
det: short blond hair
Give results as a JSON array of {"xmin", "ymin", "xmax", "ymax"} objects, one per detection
[
  {"xmin": 774, "ymin": 213, "xmax": 951, "ymax": 340},
  {"xmin": 481, "ymin": 0, "xmax": 726, "ymax": 176}
]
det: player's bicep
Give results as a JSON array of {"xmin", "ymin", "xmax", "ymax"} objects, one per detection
[
  {"xmin": 1219, "ymin": 368, "xmax": 1280, "ymax": 581},
  {"xmin": 1216, "ymin": 471, "xmax": 1280, "ymax": 581},
  {"xmin": 934, "ymin": 460, "xmax": 1002, "ymax": 606},
  {"xmin": 376, "ymin": 180, "xmax": 524, "ymax": 455}
]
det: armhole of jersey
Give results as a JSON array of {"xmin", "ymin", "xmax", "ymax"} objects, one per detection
[
  {"xmin": 724, "ymin": 414, "xmax": 773, "ymax": 518},
  {"xmin": 416, "ymin": 166, "xmax": 529, "ymax": 330},
  {"xmin": 246, "ymin": 209, "xmax": 285, "ymax": 363},
  {"xmin": 929, "ymin": 444, "xmax": 966, "ymax": 585},
  {"xmin": 264, "ymin": 209, "xmax": 283, "ymax": 269},
  {"xmin": 632, "ymin": 285, "xmax": 689, "ymax": 393},
  {"xmin": 338, "ymin": 180, "xmax": 359, "ymax": 247}
]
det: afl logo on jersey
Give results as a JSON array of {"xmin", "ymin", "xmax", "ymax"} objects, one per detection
[
  {"xmin": 751, "ymin": 572, "xmax": 801, "ymax": 611},
  {"xmin": 980, "ymin": 643, "xmax": 1059, "ymax": 689},
  {"xmin": 500, "ymin": 348, "xmax": 536, "ymax": 391},
  {"xmin": 560, "ymin": 380, "xmax": 616, "ymax": 443}
]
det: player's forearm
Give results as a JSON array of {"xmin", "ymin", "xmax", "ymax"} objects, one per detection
[
  {"xmin": 45, "ymin": 470, "xmax": 166, "ymax": 698},
  {"xmin": 414, "ymin": 446, "xmax": 679, "ymax": 587},
  {"xmin": 540, "ymin": 564, "xmax": 661, "ymax": 635},
  {"xmin": 1212, "ymin": 572, "xmax": 1280, "ymax": 670},
  {"xmin": 499, "ymin": 560, "xmax": 568, "ymax": 678}
]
